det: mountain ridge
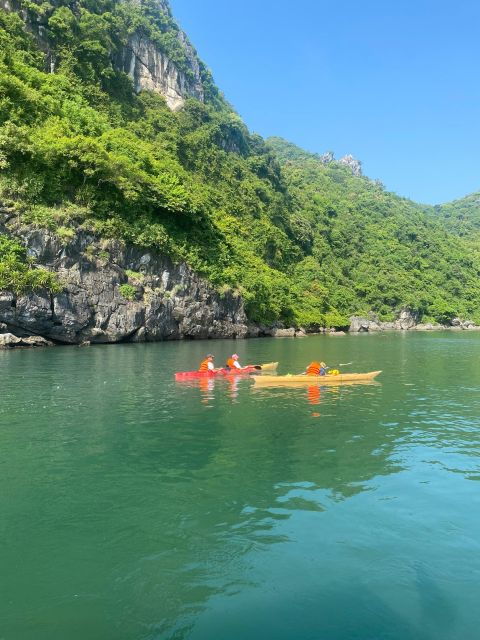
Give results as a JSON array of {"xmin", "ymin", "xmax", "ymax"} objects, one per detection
[{"xmin": 0, "ymin": 0, "xmax": 479, "ymax": 342}]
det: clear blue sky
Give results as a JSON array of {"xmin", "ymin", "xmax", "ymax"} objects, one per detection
[{"xmin": 169, "ymin": 0, "xmax": 480, "ymax": 205}]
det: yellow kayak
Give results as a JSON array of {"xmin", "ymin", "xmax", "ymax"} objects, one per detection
[{"xmin": 252, "ymin": 371, "xmax": 382, "ymax": 385}]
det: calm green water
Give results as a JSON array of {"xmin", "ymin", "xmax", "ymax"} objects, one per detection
[{"xmin": 1, "ymin": 333, "xmax": 480, "ymax": 639}]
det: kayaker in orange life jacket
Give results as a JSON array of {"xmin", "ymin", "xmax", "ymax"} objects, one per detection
[
  {"xmin": 305, "ymin": 361, "xmax": 328, "ymax": 376},
  {"xmin": 199, "ymin": 354, "xmax": 216, "ymax": 372},
  {"xmin": 226, "ymin": 353, "xmax": 243, "ymax": 370}
]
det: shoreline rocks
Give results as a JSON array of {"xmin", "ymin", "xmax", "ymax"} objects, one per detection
[
  {"xmin": 0, "ymin": 332, "xmax": 53, "ymax": 349},
  {"xmin": 348, "ymin": 312, "xmax": 479, "ymax": 333}
]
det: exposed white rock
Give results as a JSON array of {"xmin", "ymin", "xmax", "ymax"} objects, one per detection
[
  {"xmin": 339, "ymin": 154, "xmax": 362, "ymax": 176},
  {"xmin": 121, "ymin": 33, "xmax": 204, "ymax": 111},
  {"xmin": 0, "ymin": 332, "xmax": 53, "ymax": 348},
  {"xmin": 0, "ymin": 333, "xmax": 21, "ymax": 347},
  {"xmin": 270, "ymin": 327, "xmax": 296, "ymax": 337},
  {"xmin": 320, "ymin": 152, "xmax": 334, "ymax": 164}
]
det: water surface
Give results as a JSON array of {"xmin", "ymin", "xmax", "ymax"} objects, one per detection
[{"xmin": 1, "ymin": 333, "xmax": 480, "ymax": 639}]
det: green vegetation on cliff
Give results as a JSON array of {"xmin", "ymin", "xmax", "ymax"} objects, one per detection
[
  {"xmin": 0, "ymin": 0, "xmax": 479, "ymax": 326},
  {"xmin": 0, "ymin": 234, "xmax": 60, "ymax": 293}
]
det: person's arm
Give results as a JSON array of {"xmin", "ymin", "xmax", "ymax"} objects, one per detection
[
  {"xmin": 207, "ymin": 361, "xmax": 215, "ymax": 371},
  {"xmin": 233, "ymin": 360, "xmax": 242, "ymax": 369}
]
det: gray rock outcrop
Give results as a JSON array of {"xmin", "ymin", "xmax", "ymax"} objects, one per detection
[
  {"xmin": 451, "ymin": 317, "xmax": 476, "ymax": 330},
  {"xmin": 348, "ymin": 310, "xmax": 479, "ymax": 332},
  {"xmin": 349, "ymin": 310, "xmax": 422, "ymax": 332},
  {"xmin": 348, "ymin": 316, "xmax": 371, "ymax": 332},
  {"xmin": 0, "ymin": 332, "xmax": 53, "ymax": 348},
  {"xmin": 255, "ymin": 325, "xmax": 307, "ymax": 337},
  {"xmin": 0, "ymin": 223, "xmax": 249, "ymax": 344},
  {"xmin": 320, "ymin": 152, "xmax": 334, "ymax": 164},
  {"xmin": 339, "ymin": 154, "xmax": 362, "ymax": 176},
  {"xmin": 270, "ymin": 327, "xmax": 296, "ymax": 338},
  {"xmin": 396, "ymin": 309, "xmax": 419, "ymax": 330},
  {"xmin": 118, "ymin": 30, "xmax": 205, "ymax": 111},
  {"xmin": 414, "ymin": 323, "xmax": 444, "ymax": 331}
]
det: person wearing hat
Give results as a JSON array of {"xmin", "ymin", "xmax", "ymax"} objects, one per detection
[
  {"xmin": 198, "ymin": 354, "xmax": 216, "ymax": 372},
  {"xmin": 226, "ymin": 354, "xmax": 243, "ymax": 370}
]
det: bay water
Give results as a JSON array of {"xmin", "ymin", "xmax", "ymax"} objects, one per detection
[{"xmin": 1, "ymin": 332, "xmax": 480, "ymax": 639}]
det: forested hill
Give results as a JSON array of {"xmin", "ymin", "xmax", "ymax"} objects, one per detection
[
  {"xmin": 1, "ymin": 0, "xmax": 479, "ymax": 330},
  {"xmin": 267, "ymin": 138, "xmax": 480, "ymax": 324},
  {"xmin": 435, "ymin": 193, "xmax": 480, "ymax": 237}
]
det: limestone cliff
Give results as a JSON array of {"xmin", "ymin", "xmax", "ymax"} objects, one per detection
[
  {"xmin": 0, "ymin": 213, "xmax": 249, "ymax": 344},
  {"xmin": 1, "ymin": 0, "xmax": 206, "ymax": 110},
  {"xmin": 118, "ymin": 30, "xmax": 204, "ymax": 110},
  {"xmin": 115, "ymin": 2, "xmax": 205, "ymax": 111}
]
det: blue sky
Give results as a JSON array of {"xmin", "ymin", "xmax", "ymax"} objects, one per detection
[{"xmin": 169, "ymin": 0, "xmax": 480, "ymax": 205}]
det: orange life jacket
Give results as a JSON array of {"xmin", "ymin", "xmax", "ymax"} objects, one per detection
[
  {"xmin": 199, "ymin": 359, "xmax": 210, "ymax": 372},
  {"xmin": 226, "ymin": 358, "xmax": 236, "ymax": 369},
  {"xmin": 306, "ymin": 361, "xmax": 321, "ymax": 376}
]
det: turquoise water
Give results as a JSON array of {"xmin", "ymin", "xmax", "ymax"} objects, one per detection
[{"xmin": 1, "ymin": 332, "xmax": 480, "ymax": 639}]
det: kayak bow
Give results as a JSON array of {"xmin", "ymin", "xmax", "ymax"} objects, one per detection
[{"xmin": 254, "ymin": 361, "xmax": 278, "ymax": 371}]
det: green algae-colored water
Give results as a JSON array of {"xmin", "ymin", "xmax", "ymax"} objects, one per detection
[{"xmin": 1, "ymin": 332, "xmax": 480, "ymax": 639}]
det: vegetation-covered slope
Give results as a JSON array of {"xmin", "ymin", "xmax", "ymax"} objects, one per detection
[
  {"xmin": 268, "ymin": 138, "xmax": 480, "ymax": 324},
  {"xmin": 1, "ymin": 0, "xmax": 479, "ymax": 327},
  {"xmin": 435, "ymin": 193, "xmax": 480, "ymax": 236}
]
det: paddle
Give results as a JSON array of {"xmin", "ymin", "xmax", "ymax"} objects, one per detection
[{"xmin": 224, "ymin": 364, "xmax": 262, "ymax": 371}]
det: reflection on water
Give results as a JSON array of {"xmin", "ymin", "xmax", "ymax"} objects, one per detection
[
  {"xmin": 176, "ymin": 376, "xmax": 241, "ymax": 405},
  {"xmin": 307, "ymin": 384, "xmax": 321, "ymax": 405},
  {"xmin": 1, "ymin": 333, "xmax": 480, "ymax": 639},
  {"xmin": 178, "ymin": 375, "xmax": 381, "ymax": 412}
]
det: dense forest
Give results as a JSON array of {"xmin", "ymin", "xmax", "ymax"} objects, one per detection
[
  {"xmin": 1, "ymin": 0, "xmax": 479, "ymax": 327},
  {"xmin": 267, "ymin": 138, "xmax": 480, "ymax": 325}
]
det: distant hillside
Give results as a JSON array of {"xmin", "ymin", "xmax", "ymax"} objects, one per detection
[
  {"xmin": 435, "ymin": 193, "xmax": 480, "ymax": 236},
  {"xmin": 267, "ymin": 137, "xmax": 480, "ymax": 324},
  {"xmin": 1, "ymin": 0, "xmax": 480, "ymax": 332}
]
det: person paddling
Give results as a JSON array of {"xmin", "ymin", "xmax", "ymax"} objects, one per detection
[
  {"xmin": 199, "ymin": 354, "xmax": 216, "ymax": 372},
  {"xmin": 305, "ymin": 361, "xmax": 328, "ymax": 376},
  {"xmin": 226, "ymin": 353, "xmax": 243, "ymax": 370}
]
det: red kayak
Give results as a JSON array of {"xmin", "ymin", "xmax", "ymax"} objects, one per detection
[{"xmin": 175, "ymin": 366, "xmax": 259, "ymax": 381}]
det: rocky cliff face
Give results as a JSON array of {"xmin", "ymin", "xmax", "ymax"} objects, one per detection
[
  {"xmin": 117, "ymin": 17, "xmax": 205, "ymax": 110},
  {"xmin": 1, "ymin": 0, "xmax": 206, "ymax": 111},
  {"xmin": 0, "ymin": 215, "xmax": 249, "ymax": 344},
  {"xmin": 339, "ymin": 154, "xmax": 362, "ymax": 176}
]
